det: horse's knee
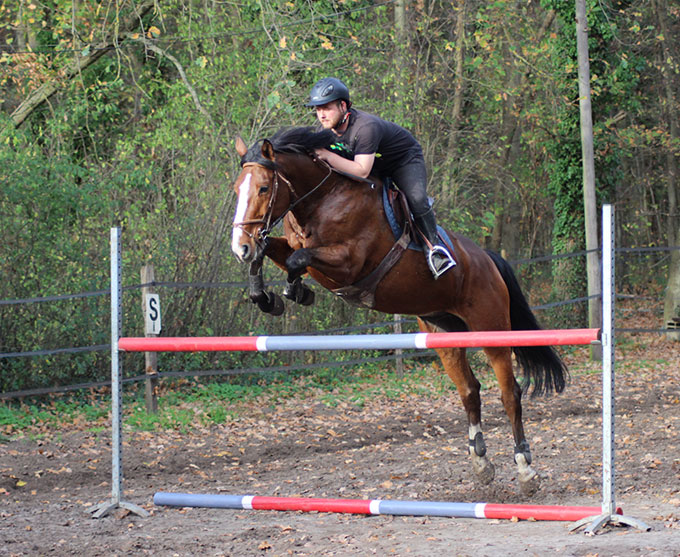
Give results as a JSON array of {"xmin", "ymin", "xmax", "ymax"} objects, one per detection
[{"xmin": 285, "ymin": 249, "xmax": 311, "ymax": 276}]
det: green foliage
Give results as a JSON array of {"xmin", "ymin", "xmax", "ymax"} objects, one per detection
[
  {"xmin": 0, "ymin": 0, "xmax": 676, "ymax": 391},
  {"xmin": 537, "ymin": 0, "xmax": 648, "ymax": 324}
]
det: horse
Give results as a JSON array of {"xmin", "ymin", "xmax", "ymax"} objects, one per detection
[{"xmin": 230, "ymin": 126, "xmax": 568, "ymax": 495}]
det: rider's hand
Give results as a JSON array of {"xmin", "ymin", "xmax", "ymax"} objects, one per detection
[{"xmin": 314, "ymin": 148, "xmax": 330, "ymax": 161}]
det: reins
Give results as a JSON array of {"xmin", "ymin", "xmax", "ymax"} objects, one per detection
[
  {"xmin": 233, "ymin": 158, "xmax": 334, "ymax": 245},
  {"xmin": 265, "ymin": 161, "xmax": 333, "ymax": 236}
]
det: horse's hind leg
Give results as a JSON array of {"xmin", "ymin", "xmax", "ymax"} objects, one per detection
[
  {"xmin": 483, "ymin": 346, "xmax": 540, "ymax": 496},
  {"xmin": 418, "ymin": 319, "xmax": 495, "ymax": 485}
]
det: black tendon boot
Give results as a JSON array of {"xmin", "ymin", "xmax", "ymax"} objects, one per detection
[{"xmin": 414, "ymin": 208, "xmax": 456, "ymax": 279}]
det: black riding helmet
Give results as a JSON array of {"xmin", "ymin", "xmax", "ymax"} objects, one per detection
[{"xmin": 306, "ymin": 77, "xmax": 351, "ymax": 108}]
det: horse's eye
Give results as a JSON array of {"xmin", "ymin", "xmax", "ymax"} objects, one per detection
[{"xmin": 258, "ymin": 185, "xmax": 269, "ymax": 194}]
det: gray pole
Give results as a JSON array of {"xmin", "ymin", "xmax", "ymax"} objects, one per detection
[
  {"xmin": 89, "ymin": 228, "xmax": 148, "ymax": 518},
  {"xmin": 601, "ymin": 205, "xmax": 615, "ymax": 515},
  {"xmin": 571, "ymin": 205, "xmax": 649, "ymax": 533}
]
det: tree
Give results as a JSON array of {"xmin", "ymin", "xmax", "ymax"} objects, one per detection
[
  {"xmin": 8, "ymin": 1, "xmax": 156, "ymax": 127},
  {"xmin": 575, "ymin": 0, "xmax": 601, "ymax": 357},
  {"xmin": 654, "ymin": 0, "xmax": 680, "ymax": 340}
]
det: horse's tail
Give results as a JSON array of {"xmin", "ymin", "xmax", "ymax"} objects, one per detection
[{"xmin": 485, "ymin": 250, "xmax": 569, "ymax": 397}]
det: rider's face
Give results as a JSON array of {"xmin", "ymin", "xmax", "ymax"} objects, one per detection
[{"xmin": 315, "ymin": 101, "xmax": 346, "ymax": 130}]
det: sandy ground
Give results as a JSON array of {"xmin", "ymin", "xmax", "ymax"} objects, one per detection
[{"xmin": 2, "ymin": 336, "xmax": 680, "ymax": 556}]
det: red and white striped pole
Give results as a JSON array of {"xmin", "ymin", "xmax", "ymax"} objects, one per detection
[
  {"xmin": 153, "ymin": 492, "xmax": 621, "ymax": 522},
  {"xmin": 119, "ymin": 328, "xmax": 600, "ymax": 353}
]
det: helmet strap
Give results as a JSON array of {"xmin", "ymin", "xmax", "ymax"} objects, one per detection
[{"xmin": 333, "ymin": 104, "xmax": 350, "ymax": 132}]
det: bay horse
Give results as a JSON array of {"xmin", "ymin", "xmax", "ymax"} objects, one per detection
[{"xmin": 230, "ymin": 127, "xmax": 567, "ymax": 495}]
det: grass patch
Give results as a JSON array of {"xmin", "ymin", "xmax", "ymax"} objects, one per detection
[
  {"xmin": 2, "ymin": 361, "xmax": 458, "ymax": 435},
  {"xmin": 1, "ymin": 352, "xmax": 576, "ymax": 436}
]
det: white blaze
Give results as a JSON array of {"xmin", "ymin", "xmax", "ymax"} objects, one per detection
[{"xmin": 231, "ymin": 173, "xmax": 252, "ymax": 257}]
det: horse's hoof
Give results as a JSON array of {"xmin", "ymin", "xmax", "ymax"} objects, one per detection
[
  {"xmin": 257, "ymin": 291, "xmax": 284, "ymax": 316},
  {"xmin": 519, "ymin": 468, "xmax": 541, "ymax": 496},
  {"xmin": 268, "ymin": 293, "xmax": 285, "ymax": 316},
  {"xmin": 471, "ymin": 455, "xmax": 495, "ymax": 485},
  {"xmin": 299, "ymin": 287, "xmax": 314, "ymax": 306}
]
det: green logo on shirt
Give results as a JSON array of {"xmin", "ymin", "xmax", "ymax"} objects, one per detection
[{"xmin": 329, "ymin": 142, "xmax": 351, "ymax": 154}]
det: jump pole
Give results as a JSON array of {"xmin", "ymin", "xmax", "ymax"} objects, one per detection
[
  {"xmin": 153, "ymin": 492, "xmax": 622, "ymax": 522},
  {"xmin": 570, "ymin": 206, "xmax": 648, "ymax": 533},
  {"xmin": 118, "ymin": 328, "xmax": 600, "ymax": 353}
]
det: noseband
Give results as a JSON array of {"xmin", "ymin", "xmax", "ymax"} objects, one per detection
[{"xmin": 232, "ymin": 159, "xmax": 333, "ymax": 247}]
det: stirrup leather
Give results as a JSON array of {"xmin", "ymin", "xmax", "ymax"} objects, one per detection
[{"xmin": 427, "ymin": 245, "xmax": 456, "ymax": 279}]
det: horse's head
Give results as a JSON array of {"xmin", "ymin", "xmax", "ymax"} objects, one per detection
[
  {"xmin": 231, "ymin": 136, "xmax": 291, "ymax": 263},
  {"xmin": 231, "ymin": 127, "xmax": 336, "ymax": 263}
]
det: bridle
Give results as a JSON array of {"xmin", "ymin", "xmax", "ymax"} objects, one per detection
[{"xmin": 232, "ymin": 158, "xmax": 334, "ymax": 248}]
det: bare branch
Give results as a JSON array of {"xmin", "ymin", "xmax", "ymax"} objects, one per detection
[
  {"xmin": 124, "ymin": 35, "xmax": 216, "ymax": 130},
  {"xmin": 9, "ymin": 0, "xmax": 155, "ymax": 128}
]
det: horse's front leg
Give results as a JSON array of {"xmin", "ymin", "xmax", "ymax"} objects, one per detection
[
  {"xmin": 285, "ymin": 244, "xmax": 360, "ymax": 286},
  {"xmin": 282, "ymin": 276, "xmax": 315, "ymax": 306},
  {"xmin": 248, "ymin": 257, "xmax": 284, "ymax": 316},
  {"xmin": 252, "ymin": 236, "xmax": 315, "ymax": 307},
  {"xmin": 262, "ymin": 237, "xmax": 316, "ymax": 306},
  {"xmin": 417, "ymin": 318, "xmax": 495, "ymax": 486}
]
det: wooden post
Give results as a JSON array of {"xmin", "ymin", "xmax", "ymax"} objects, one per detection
[
  {"xmin": 141, "ymin": 265, "xmax": 159, "ymax": 414},
  {"xmin": 394, "ymin": 314, "xmax": 404, "ymax": 377},
  {"xmin": 575, "ymin": 0, "xmax": 602, "ymax": 360}
]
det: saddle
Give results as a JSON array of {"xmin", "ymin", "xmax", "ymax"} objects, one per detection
[
  {"xmin": 382, "ymin": 179, "xmax": 456, "ymax": 253},
  {"xmin": 332, "ymin": 180, "xmax": 456, "ymax": 308}
]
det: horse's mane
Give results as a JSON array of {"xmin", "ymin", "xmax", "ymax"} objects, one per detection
[
  {"xmin": 241, "ymin": 127, "xmax": 334, "ymax": 168},
  {"xmin": 270, "ymin": 126, "xmax": 335, "ymax": 154}
]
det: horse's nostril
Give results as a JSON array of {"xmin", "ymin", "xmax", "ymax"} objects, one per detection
[{"xmin": 241, "ymin": 244, "xmax": 250, "ymax": 261}]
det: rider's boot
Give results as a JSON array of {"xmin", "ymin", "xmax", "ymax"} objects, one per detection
[{"xmin": 414, "ymin": 208, "xmax": 456, "ymax": 279}]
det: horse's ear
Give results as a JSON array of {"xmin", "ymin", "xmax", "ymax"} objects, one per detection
[
  {"xmin": 261, "ymin": 139, "xmax": 275, "ymax": 162},
  {"xmin": 235, "ymin": 136, "xmax": 247, "ymax": 157}
]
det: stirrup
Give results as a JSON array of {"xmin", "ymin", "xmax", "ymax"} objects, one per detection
[{"xmin": 427, "ymin": 245, "xmax": 456, "ymax": 279}]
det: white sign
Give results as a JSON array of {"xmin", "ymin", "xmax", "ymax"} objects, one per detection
[{"xmin": 145, "ymin": 294, "xmax": 161, "ymax": 335}]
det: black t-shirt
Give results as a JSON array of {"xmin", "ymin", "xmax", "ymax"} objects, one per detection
[{"xmin": 326, "ymin": 109, "xmax": 422, "ymax": 177}]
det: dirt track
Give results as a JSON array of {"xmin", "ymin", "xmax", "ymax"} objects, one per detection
[{"xmin": 2, "ymin": 335, "xmax": 680, "ymax": 556}]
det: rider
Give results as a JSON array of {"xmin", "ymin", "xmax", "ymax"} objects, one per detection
[{"xmin": 307, "ymin": 77, "xmax": 455, "ymax": 279}]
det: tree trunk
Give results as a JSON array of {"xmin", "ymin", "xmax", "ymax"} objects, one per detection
[
  {"xmin": 441, "ymin": 0, "xmax": 467, "ymax": 204},
  {"xmin": 575, "ymin": 0, "xmax": 602, "ymax": 358},
  {"xmin": 395, "ymin": 0, "xmax": 406, "ymax": 43},
  {"xmin": 654, "ymin": 0, "xmax": 680, "ymax": 340},
  {"xmin": 488, "ymin": 9, "xmax": 555, "ymax": 252},
  {"xmin": 446, "ymin": 0, "xmax": 466, "ymax": 157}
]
